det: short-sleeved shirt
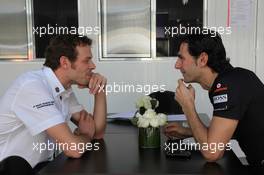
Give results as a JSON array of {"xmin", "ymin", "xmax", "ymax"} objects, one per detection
[
  {"xmin": 209, "ymin": 67, "xmax": 264, "ymax": 166},
  {"xmin": 0, "ymin": 67, "xmax": 83, "ymax": 167}
]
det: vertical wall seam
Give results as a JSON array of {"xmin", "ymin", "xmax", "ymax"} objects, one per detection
[{"xmin": 254, "ymin": 0, "xmax": 259, "ymax": 73}]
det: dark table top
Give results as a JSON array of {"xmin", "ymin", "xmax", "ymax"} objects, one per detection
[{"xmin": 39, "ymin": 118, "xmax": 250, "ymax": 174}]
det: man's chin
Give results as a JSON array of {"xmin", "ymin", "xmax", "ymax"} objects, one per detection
[
  {"xmin": 78, "ymin": 83, "xmax": 88, "ymax": 86},
  {"xmin": 182, "ymin": 77, "xmax": 192, "ymax": 83},
  {"xmin": 77, "ymin": 83, "xmax": 89, "ymax": 89},
  {"xmin": 77, "ymin": 80, "xmax": 89, "ymax": 87},
  {"xmin": 182, "ymin": 77, "xmax": 188, "ymax": 82}
]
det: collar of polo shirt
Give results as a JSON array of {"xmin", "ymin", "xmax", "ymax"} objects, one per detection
[{"xmin": 42, "ymin": 66, "xmax": 72, "ymax": 98}]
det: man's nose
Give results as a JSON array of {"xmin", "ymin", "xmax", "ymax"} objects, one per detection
[
  {"xmin": 89, "ymin": 61, "xmax": 96, "ymax": 69},
  {"xmin": 175, "ymin": 59, "xmax": 182, "ymax": 69}
]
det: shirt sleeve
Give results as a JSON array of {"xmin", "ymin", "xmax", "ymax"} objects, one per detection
[
  {"xmin": 68, "ymin": 92, "xmax": 84, "ymax": 115},
  {"xmin": 11, "ymin": 80, "xmax": 65, "ymax": 136},
  {"xmin": 211, "ymin": 80, "xmax": 249, "ymax": 120}
]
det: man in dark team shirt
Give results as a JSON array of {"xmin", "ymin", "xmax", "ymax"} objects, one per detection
[{"xmin": 164, "ymin": 30, "xmax": 264, "ymax": 168}]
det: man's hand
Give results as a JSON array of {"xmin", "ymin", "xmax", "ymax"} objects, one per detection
[
  {"xmin": 77, "ymin": 110, "xmax": 95, "ymax": 139},
  {"xmin": 163, "ymin": 122, "xmax": 192, "ymax": 139},
  {"xmin": 88, "ymin": 73, "xmax": 107, "ymax": 95},
  {"xmin": 175, "ymin": 79, "xmax": 195, "ymax": 112}
]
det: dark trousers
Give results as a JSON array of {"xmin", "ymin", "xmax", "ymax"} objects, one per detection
[
  {"xmin": 0, "ymin": 156, "xmax": 34, "ymax": 175},
  {"xmin": 0, "ymin": 156, "xmax": 49, "ymax": 175}
]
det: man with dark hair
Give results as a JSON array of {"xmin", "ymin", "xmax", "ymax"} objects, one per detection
[
  {"xmin": 44, "ymin": 35, "xmax": 92, "ymax": 70},
  {"xmin": 164, "ymin": 30, "xmax": 264, "ymax": 168},
  {"xmin": 0, "ymin": 34, "xmax": 107, "ymax": 170}
]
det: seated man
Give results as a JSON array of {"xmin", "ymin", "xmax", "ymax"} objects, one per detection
[
  {"xmin": 164, "ymin": 30, "xmax": 264, "ymax": 168},
  {"xmin": 0, "ymin": 34, "xmax": 107, "ymax": 169}
]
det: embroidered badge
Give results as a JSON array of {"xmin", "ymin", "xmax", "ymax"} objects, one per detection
[
  {"xmin": 214, "ymin": 106, "xmax": 228, "ymax": 111},
  {"xmin": 214, "ymin": 83, "xmax": 228, "ymax": 93},
  {"xmin": 33, "ymin": 101, "xmax": 55, "ymax": 109},
  {"xmin": 55, "ymin": 87, "xmax": 60, "ymax": 93},
  {"xmin": 213, "ymin": 94, "xmax": 228, "ymax": 104}
]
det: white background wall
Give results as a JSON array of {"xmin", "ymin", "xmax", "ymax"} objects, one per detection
[
  {"xmin": 0, "ymin": 0, "xmax": 263, "ymax": 159},
  {"xmin": 256, "ymin": 0, "xmax": 264, "ymax": 82}
]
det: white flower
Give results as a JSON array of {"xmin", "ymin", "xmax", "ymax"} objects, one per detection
[
  {"xmin": 137, "ymin": 109, "xmax": 167, "ymax": 128},
  {"xmin": 157, "ymin": 113, "xmax": 167, "ymax": 126},
  {"xmin": 150, "ymin": 116, "xmax": 159, "ymax": 127},
  {"xmin": 135, "ymin": 98, "xmax": 144, "ymax": 109},
  {"xmin": 133, "ymin": 95, "xmax": 167, "ymax": 128},
  {"xmin": 136, "ymin": 96, "xmax": 152, "ymax": 109},
  {"xmin": 144, "ymin": 109, "xmax": 159, "ymax": 127},
  {"xmin": 143, "ymin": 109, "xmax": 156, "ymax": 119},
  {"xmin": 143, "ymin": 96, "xmax": 152, "ymax": 109},
  {"xmin": 137, "ymin": 116, "xmax": 149, "ymax": 128},
  {"xmin": 135, "ymin": 112, "xmax": 142, "ymax": 118}
]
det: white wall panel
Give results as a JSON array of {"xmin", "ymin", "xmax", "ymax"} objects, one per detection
[
  {"xmin": 208, "ymin": 0, "xmax": 257, "ymax": 72},
  {"xmin": 256, "ymin": 0, "xmax": 264, "ymax": 82}
]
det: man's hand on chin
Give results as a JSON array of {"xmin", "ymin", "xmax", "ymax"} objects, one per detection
[
  {"xmin": 175, "ymin": 79, "xmax": 196, "ymax": 112},
  {"xmin": 88, "ymin": 73, "xmax": 107, "ymax": 95},
  {"xmin": 77, "ymin": 73, "xmax": 107, "ymax": 95}
]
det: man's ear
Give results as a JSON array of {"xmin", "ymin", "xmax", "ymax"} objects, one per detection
[
  {"xmin": 59, "ymin": 56, "xmax": 71, "ymax": 69},
  {"xmin": 197, "ymin": 52, "xmax": 208, "ymax": 67}
]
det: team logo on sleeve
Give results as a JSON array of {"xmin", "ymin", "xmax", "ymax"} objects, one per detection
[
  {"xmin": 33, "ymin": 100, "xmax": 55, "ymax": 109},
  {"xmin": 213, "ymin": 94, "xmax": 228, "ymax": 104},
  {"xmin": 214, "ymin": 83, "xmax": 228, "ymax": 93}
]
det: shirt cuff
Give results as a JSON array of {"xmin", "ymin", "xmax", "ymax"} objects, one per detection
[{"xmin": 70, "ymin": 104, "xmax": 84, "ymax": 115}]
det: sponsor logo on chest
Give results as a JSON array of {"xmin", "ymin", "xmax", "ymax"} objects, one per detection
[{"xmin": 213, "ymin": 94, "xmax": 228, "ymax": 104}]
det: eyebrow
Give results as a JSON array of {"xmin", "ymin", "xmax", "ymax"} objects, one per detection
[
  {"xmin": 177, "ymin": 54, "xmax": 183, "ymax": 59},
  {"xmin": 85, "ymin": 56, "xmax": 92, "ymax": 60}
]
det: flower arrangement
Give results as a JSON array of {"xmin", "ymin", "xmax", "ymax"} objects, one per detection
[{"xmin": 131, "ymin": 96, "xmax": 167, "ymax": 128}]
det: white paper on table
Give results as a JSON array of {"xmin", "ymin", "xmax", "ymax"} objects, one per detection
[
  {"xmin": 108, "ymin": 111, "xmax": 186, "ymax": 121},
  {"xmin": 107, "ymin": 111, "xmax": 136, "ymax": 120},
  {"xmin": 167, "ymin": 114, "xmax": 186, "ymax": 121}
]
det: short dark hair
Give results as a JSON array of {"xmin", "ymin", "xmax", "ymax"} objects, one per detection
[
  {"xmin": 44, "ymin": 34, "xmax": 92, "ymax": 70},
  {"xmin": 178, "ymin": 30, "xmax": 233, "ymax": 73}
]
